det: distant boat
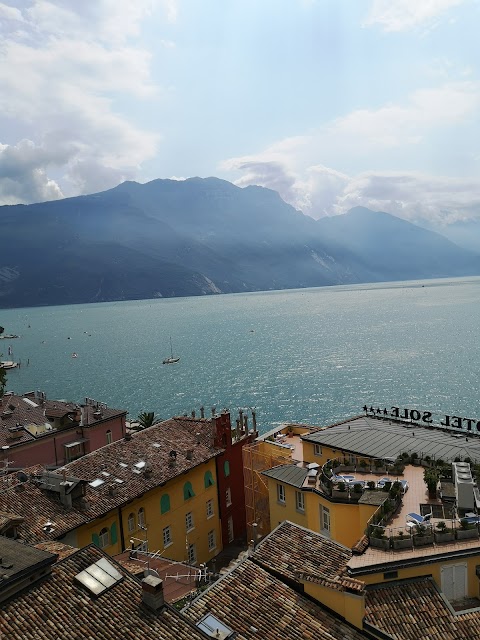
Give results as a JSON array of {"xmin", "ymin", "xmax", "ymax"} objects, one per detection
[
  {"xmin": 0, "ymin": 361, "xmax": 18, "ymax": 369},
  {"xmin": 72, "ymin": 353, "xmax": 78, "ymax": 358},
  {"xmin": 0, "ymin": 334, "xmax": 19, "ymax": 340},
  {"xmin": 162, "ymin": 337, "xmax": 180, "ymax": 365}
]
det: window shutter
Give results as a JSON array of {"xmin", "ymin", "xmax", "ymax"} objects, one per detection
[
  {"xmin": 110, "ymin": 522, "xmax": 118, "ymax": 545},
  {"xmin": 92, "ymin": 533, "xmax": 100, "ymax": 547}
]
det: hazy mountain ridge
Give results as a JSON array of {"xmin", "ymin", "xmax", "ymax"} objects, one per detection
[{"xmin": 0, "ymin": 178, "xmax": 478, "ymax": 308}]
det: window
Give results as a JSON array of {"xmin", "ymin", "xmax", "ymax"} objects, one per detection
[
  {"xmin": 225, "ymin": 487, "xmax": 232, "ymax": 507},
  {"xmin": 227, "ymin": 516, "xmax": 234, "ymax": 543},
  {"xmin": 224, "ymin": 460, "xmax": 230, "ymax": 477},
  {"xmin": 106, "ymin": 429, "xmax": 112, "ymax": 444},
  {"xmin": 160, "ymin": 494, "xmax": 170, "ymax": 514},
  {"xmin": 295, "ymin": 491, "xmax": 305, "ymax": 512},
  {"xmin": 99, "ymin": 527, "xmax": 110, "ymax": 548},
  {"xmin": 183, "ymin": 481, "xmax": 195, "ymax": 500},
  {"xmin": 314, "ymin": 444, "xmax": 322, "ymax": 456},
  {"xmin": 206, "ymin": 499, "xmax": 214, "ymax": 519},
  {"xmin": 321, "ymin": 505, "xmax": 331, "ymax": 535},
  {"xmin": 277, "ymin": 483, "xmax": 286, "ymax": 504},
  {"xmin": 188, "ymin": 543, "xmax": 197, "ymax": 565},
  {"xmin": 138, "ymin": 507, "xmax": 145, "ymax": 528},
  {"xmin": 163, "ymin": 525, "xmax": 172, "ymax": 547},
  {"xmin": 383, "ymin": 571, "xmax": 398, "ymax": 580},
  {"xmin": 208, "ymin": 530, "xmax": 216, "ymax": 551},
  {"xmin": 204, "ymin": 470, "xmax": 215, "ymax": 488},
  {"xmin": 127, "ymin": 513, "xmax": 136, "ymax": 532},
  {"xmin": 185, "ymin": 511, "xmax": 194, "ymax": 532},
  {"xmin": 64, "ymin": 441, "xmax": 85, "ymax": 462}
]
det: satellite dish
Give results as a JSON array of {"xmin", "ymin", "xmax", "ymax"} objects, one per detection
[
  {"xmin": 144, "ymin": 568, "xmax": 160, "ymax": 578},
  {"xmin": 16, "ymin": 471, "xmax": 29, "ymax": 482}
]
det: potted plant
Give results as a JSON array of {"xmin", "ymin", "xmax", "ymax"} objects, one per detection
[
  {"xmin": 413, "ymin": 523, "xmax": 434, "ymax": 547},
  {"xmin": 392, "ymin": 530, "xmax": 413, "ymax": 550},
  {"xmin": 332, "ymin": 481, "xmax": 348, "ymax": 499},
  {"xmin": 287, "ymin": 427, "xmax": 294, "ymax": 438},
  {"xmin": 456, "ymin": 518, "xmax": 479, "ymax": 540},
  {"xmin": 434, "ymin": 521, "xmax": 454, "ymax": 543},
  {"xmin": 369, "ymin": 526, "xmax": 390, "ymax": 550},
  {"xmin": 424, "ymin": 468, "xmax": 440, "ymax": 498},
  {"xmin": 350, "ymin": 483, "xmax": 363, "ymax": 502},
  {"xmin": 367, "ymin": 480, "xmax": 376, "ymax": 490}
]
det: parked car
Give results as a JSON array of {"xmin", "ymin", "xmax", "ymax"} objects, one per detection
[{"xmin": 400, "ymin": 480, "xmax": 409, "ymax": 494}]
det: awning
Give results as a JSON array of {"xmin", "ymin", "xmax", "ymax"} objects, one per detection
[{"xmin": 64, "ymin": 438, "xmax": 88, "ymax": 448}]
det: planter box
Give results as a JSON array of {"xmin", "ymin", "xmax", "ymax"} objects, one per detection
[
  {"xmin": 332, "ymin": 490, "xmax": 348, "ymax": 499},
  {"xmin": 370, "ymin": 537, "xmax": 390, "ymax": 551},
  {"xmin": 392, "ymin": 537, "xmax": 413, "ymax": 550},
  {"xmin": 456, "ymin": 528, "xmax": 479, "ymax": 540},
  {"xmin": 338, "ymin": 465, "xmax": 355, "ymax": 472},
  {"xmin": 413, "ymin": 534, "xmax": 434, "ymax": 547},
  {"xmin": 349, "ymin": 493, "xmax": 362, "ymax": 503},
  {"xmin": 434, "ymin": 531, "xmax": 455, "ymax": 543},
  {"xmin": 373, "ymin": 468, "xmax": 386, "ymax": 475}
]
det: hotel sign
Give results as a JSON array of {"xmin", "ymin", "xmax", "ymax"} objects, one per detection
[{"xmin": 363, "ymin": 405, "xmax": 480, "ymax": 433}]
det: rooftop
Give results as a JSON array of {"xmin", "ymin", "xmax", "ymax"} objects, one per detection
[
  {"xmin": 0, "ymin": 416, "xmax": 223, "ymax": 544},
  {"xmin": 365, "ymin": 577, "xmax": 480, "ymax": 639},
  {"xmin": 1, "ymin": 543, "xmax": 207, "ymax": 640},
  {"xmin": 183, "ymin": 556, "xmax": 368, "ymax": 640}
]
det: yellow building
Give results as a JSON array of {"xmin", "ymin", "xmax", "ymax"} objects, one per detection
[{"xmin": 0, "ymin": 416, "xmax": 224, "ymax": 567}]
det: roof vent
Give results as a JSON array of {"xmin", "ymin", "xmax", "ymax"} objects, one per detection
[{"xmin": 186, "ymin": 450, "xmax": 193, "ymax": 461}]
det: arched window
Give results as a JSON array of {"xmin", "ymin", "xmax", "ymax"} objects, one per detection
[
  {"xmin": 183, "ymin": 481, "xmax": 195, "ymax": 500},
  {"xmin": 128, "ymin": 513, "xmax": 136, "ymax": 532},
  {"xmin": 138, "ymin": 507, "xmax": 145, "ymax": 528},
  {"xmin": 99, "ymin": 527, "xmax": 110, "ymax": 548},
  {"xmin": 204, "ymin": 471, "xmax": 214, "ymax": 488},
  {"xmin": 106, "ymin": 429, "xmax": 112, "ymax": 444},
  {"xmin": 160, "ymin": 494, "xmax": 170, "ymax": 514},
  {"xmin": 224, "ymin": 461, "xmax": 230, "ymax": 477}
]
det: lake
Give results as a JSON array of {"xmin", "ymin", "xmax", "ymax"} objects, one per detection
[{"xmin": 2, "ymin": 276, "xmax": 480, "ymax": 433}]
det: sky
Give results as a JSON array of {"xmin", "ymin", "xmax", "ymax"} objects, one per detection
[{"xmin": 0, "ymin": 0, "xmax": 479, "ymax": 227}]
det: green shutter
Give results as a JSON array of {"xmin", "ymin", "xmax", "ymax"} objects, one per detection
[
  {"xmin": 110, "ymin": 522, "xmax": 118, "ymax": 545},
  {"xmin": 224, "ymin": 461, "xmax": 230, "ymax": 477},
  {"xmin": 160, "ymin": 494, "xmax": 171, "ymax": 514},
  {"xmin": 204, "ymin": 471, "xmax": 214, "ymax": 488},
  {"xmin": 92, "ymin": 533, "xmax": 100, "ymax": 547},
  {"xmin": 184, "ymin": 481, "xmax": 195, "ymax": 500}
]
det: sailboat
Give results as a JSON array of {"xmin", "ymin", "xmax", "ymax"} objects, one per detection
[{"xmin": 162, "ymin": 337, "xmax": 180, "ymax": 365}]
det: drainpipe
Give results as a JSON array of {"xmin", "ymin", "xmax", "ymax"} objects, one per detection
[{"xmin": 118, "ymin": 506, "xmax": 126, "ymax": 551}]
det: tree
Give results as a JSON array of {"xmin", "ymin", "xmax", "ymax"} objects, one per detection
[{"xmin": 136, "ymin": 411, "xmax": 161, "ymax": 430}]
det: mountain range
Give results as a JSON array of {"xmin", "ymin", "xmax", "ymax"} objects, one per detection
[{"xmin": 0, "ymin": 177, "xmax": 478, "ymax": 308}]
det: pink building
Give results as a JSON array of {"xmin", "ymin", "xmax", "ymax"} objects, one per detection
[{"xmin": 0, "ymin": 391, "xmax": 126, "ymax": 470}]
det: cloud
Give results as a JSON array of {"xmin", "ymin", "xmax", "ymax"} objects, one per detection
[
  {"xmin": 221, "ymin": 80, "xmax": 480, "ymax": 224},
  {"xmin": 0, "ymin": 0, "xmax": 163, "ymax": 204},
  {"xmin": 0, "ymin": 140, "xmax": 66, "ymax": 204},
  {"xmin": 364, "ymin": 0, "xmax": 466, "ymax": 32}
]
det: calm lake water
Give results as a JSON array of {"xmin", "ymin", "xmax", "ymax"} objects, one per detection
[{"xmin": 2, "ymin": 277, "xmax": 480, "ymax": 433}]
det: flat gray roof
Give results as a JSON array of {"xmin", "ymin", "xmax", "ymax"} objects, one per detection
[
  {"xmin": 262, "ymin": 464, "xmax": 308, "ymax": 488},
  {"xmin": 303, "ymin": 416, "xmax": 480, "ymax": 463}
]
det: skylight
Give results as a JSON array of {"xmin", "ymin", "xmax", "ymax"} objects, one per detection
[
  {"xmin": 196, "ymin": 614, "xmax": 234, "ymax": 639},
  {"xmin": 101, "ymin": 471, "xmax": 110, "ymax": 477},
  {"xmin": 114, "ymin": 478, "xmax": 124, "ymax": 484},
  {"xmin": 119, "ymin": 462, "xmax": 128, "ymax": 468},
  {"xmin": 75, "ymin": 557, "xmax": 123, "ymax": 597},
  {"xmin": 134, "ymin": 461, "xmax": 146, "ymax": 469},
  {"xmin": 89, "ymin": 478, "xmax": 105, "ymax": 488}
]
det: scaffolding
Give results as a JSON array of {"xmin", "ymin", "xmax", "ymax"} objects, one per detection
[{"xmin": 243, "ymin": 440, "xmax": 292, "ymax": 543}]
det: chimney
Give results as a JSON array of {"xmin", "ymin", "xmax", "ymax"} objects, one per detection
[
  {"xmin": 191, "ymin": 409, "xmax": 196, "ymax": 418},
  {"xmin": 251, "ymin": 409, "xmax": 257, "ymax": 433},
  {"xmin": 200, "ymin": 406, "xmax": 205, "ymax": 419},
  {"xmin": 211, "ymin": 406, "xmax": 216, "ymax": 417},
  {"xmin": 186, "ymin": 449, "xmax": 193, "ymax": 461},
  {"xmin": 243, "ymin": 415, "xmax": 248, "ymax": 431},
  {"xmin": 108, "ymin": 485, "xmax": 118, "ymax": 497},
  {"xmin": 141, "ymin": 575, "xmax": 165, "ymax": 612},
  {"xmin": 196, "ymin": 432, "xmax": 201, "ymax": 445},
  {"xmin": 239, "ymin": 409, "xmax": 243, "ymax": 430},
  {"xmin": 125, "ymin": 432, "xmax": 132, "ymax": 441},
  {"xmin": 59, "ymin": 481, "xmax": 73, "ymax": 508}
]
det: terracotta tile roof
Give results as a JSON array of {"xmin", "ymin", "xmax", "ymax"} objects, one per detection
[
  {"xmin": 0, "ymin": 392, "xmax": 126, "ymax": 448},
  {"xmin": 34, "ymin": 541, "xmax": 78, "ymax": 561},
  {"xmin": 365, "ymin": 577, "xmax": 480, "ymax": 640},
  {"xmin": 1, "ymin": 544, "xmax": 207, "ymax": 640},
  {"xmin": 0, "ymin": 417, "xmax": 222, "ymax": 544},
  {"xmin": 184, "ymin": 557, "xmax": 369, "ymax": 639},
  {"xmin": 253, "ymin": 521, "xmax": 358, "ymax": 591}
]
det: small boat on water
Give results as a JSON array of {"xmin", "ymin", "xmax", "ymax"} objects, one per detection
[
  {"xmin": 0, "ymin": 361, "xmax": 18, "ymax": 369},
  {"xmin": 72, "ymin": 353, "xmax": 78, "ymax": 358},
  {"xmin": 0, "ymin": 334, "xmax": 19, "ymax": 340},
  {"xmin": 162, "ymin": 337, "xmax": 180, "ymax": 365}
]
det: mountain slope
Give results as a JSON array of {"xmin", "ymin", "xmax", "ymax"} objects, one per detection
[{"xmin": 0, "ymin": 181, "xmax": 478, "ymax": 308}]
